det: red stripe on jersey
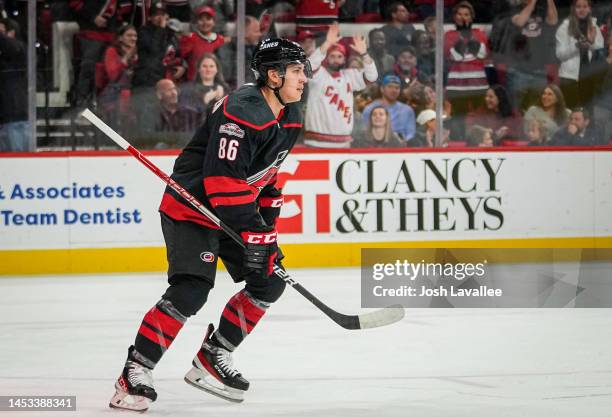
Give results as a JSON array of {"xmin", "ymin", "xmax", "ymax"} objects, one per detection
[
  {"xmin": 208, "ymin": 193, "xmax": 256, "ymax": 207},
  {"xmin": 143, "ymin": 307, "xmax": 184, "ymax": 338},
  {"xmin": 228, "ymin": 292, "xmax": 266, "ymax": 323},
  {"xmin": 159, "ymin": 193, "xmax": 220, "ymax": 229},
  {"xmin": 223, "ymin": 98, "xmax": 278, "ymax": 131},
  {"xmin": 138, "ymin": 323, "xmax": 171, "ymax": 349},
  {"xmin": 283, "ymin": 123, "xmax": 303, "ymax": 128},
  {"xmin": 204, "ymin": 176, "xmax": 253, "ymax": 195},
  {"xmin": 222, "ymin": 306, "xmax": 254, "ymax": 333}
]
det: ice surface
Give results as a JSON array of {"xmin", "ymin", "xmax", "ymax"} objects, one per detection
[{"xmin": 0, "ymin": 268, "xmax": 611, "ymax": 416}]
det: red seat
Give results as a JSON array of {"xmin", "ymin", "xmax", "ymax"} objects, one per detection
[
  {"xmin": 355, "ymin": 13, "xmax": 383, "ymax": 23},
  {"xmin": 501, "ymin": 139, "xmax": 529, "ymax": 146},
  {"xmin": 448, "ymin": 141, "xmax": 467, "ymax": 147}
]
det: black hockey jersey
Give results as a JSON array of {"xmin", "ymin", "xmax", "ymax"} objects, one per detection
[{"xmin": 159, "ymin": 85, "xmax": 303, "ymax": 233}]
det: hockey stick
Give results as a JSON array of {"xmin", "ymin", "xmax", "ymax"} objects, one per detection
[{"xmin": 80, "ymin": 109, "xmax": 404, "ymax": 330}]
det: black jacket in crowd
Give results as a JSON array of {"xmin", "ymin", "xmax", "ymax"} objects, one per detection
[
  {"xmin": 132, "ymin": 23, "xmax": 180, "ymax": 87},
  {"xmin": 551, "ymin": 125, "xmax": 607, "ymax": 146},
  {"xmin": 0, "ymin": 32, "xmax": 27, "ymax": 124}
]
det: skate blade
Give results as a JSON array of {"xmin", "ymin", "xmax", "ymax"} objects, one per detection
[
  {"xmin": 109, "ymin": 385, "xmax": 151, "ymax": 412},
  {"xmin": 184, "ymin": 367, "xmax": 245, "ymax": 403}
]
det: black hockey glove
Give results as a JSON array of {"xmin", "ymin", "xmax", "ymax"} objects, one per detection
[
  {"xmin": 453, "ymin": 39, "xmax": 466, "ymax": 56},
  {"xmin": 467, "ymin": 39, "xmax": 480, "ymax": 55},
  {"xmin": 241, "ymin": 229, "xmax": 278, "ymax": 277}
]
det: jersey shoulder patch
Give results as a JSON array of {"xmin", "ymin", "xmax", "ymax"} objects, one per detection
[{"xmin": 219, "ymin": 122, "xmax": 245, "ymax": 138}]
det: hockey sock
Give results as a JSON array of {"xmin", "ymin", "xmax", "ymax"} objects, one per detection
[
  {"xmin": 133, "ymin": 299, "xmax": 187, "ymax": 367},
  {"xmin": 215, "ymin": 290, "xmax": 269, "ymax": 350}
]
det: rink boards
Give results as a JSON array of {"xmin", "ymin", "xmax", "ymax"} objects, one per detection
[{"xmin": 0, "ymin": 147, "xmax": 611, "ymax": 274}]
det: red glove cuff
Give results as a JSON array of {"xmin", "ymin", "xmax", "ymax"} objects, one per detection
[
  {"xmin": 258, "ymin": 195, "xmax": 284, "ymax": 208},
  {"xmin": 241, "ymin": 230, "xmax": 278, "ymax": 244}
]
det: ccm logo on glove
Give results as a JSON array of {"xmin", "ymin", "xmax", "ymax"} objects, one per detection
[{"xmin": 241, "ymin": 230, "xmax": 278, "ymax": 244}]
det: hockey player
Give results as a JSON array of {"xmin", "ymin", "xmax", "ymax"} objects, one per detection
[{"xmin": 109, "ymin": 38, "xmax": 311, "ymax": 412}]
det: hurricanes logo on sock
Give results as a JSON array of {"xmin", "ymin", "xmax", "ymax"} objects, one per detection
[{"xmin": 200, "ymin": 252, "xmax": 215, "ymax": 263}]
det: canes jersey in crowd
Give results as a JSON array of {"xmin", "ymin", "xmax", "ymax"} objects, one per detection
[
  {"xmin": 304, "ymin": 47, "xmax": 378, "ymax": 148},
  {"xmin": 159, "ymin": 84, "xmax": 303, "ymax": 232}
]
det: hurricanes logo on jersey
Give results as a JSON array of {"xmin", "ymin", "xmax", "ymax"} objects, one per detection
[{"xmin": 200, "ymin": 252, "xmax": 215, "ymax": 263}]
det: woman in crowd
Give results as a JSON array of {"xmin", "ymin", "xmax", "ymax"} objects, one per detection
[
  {"xmin": 556, "ymin": 0, "xmax": 604, "ymax": 109},
  {"xmin": 180, "ymin": 53, "xmax": 228, "ymax": 117},
  {"xmin": 97, "ymin": 24, "xmax": 138, "ymax": 134},
  {"xmin": 467, "ymin": 84, "xmax": 522, "ymax": 143},
  {"xmin": 523, "ymin": 84, "xmax": 570, "ymax": 138},
  {"xmin": 409, "ymin": 109, "xmax": 450, "ymax": 148},
  {"xmin": 353, "ymin": 105, "xmax": 404, "ymax": 148}
]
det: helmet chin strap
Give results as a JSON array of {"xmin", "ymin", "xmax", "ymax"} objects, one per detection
[{"xmin": 266, "ymin": 76, "xmax": 286, "ymax": 106}]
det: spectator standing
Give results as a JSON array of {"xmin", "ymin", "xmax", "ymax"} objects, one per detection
[
  {"xmin": 550, "ymin": 107, "xmax": 605, "ymax": 145},
  {"xmin": 70, "ymin": 0, "xmax": 150, "ymax": 106},
  {"xmin": 523, "ymin": 84, "xmax": 571, "ymax": 137},
  {"xmin": 368, "ymin": 28, "xmax": 395, "ymax": 79},
  {"xmin": 180, "ymin": 5, "xmax": 225, "ymax": 81},
  {"xmin": 98, "ymin": 24, "xmax": 139, "ymax": 135},
  {"xmin": 304, "ymin": 23, "xmax": 378, "ymax": 148},
  {"xmin": 444, "ymin": 1, "xmax": 489, "ymax": 141},
  {"xmin": 190, "ymin": 0, "xmax": 234, "ymax": 32},
  {"xmin": 0, "ymin": 18, "xmax": 28, "ymax": 152},
  {"xmin": 593, "ymin": 31, "xmax": 612, "ymax": 142},
  {"xmin": 132, "ymin": 3, "xmax": 183, "ymax": 88},
  {"xmin": 490, "ymin": 0, "xmax": 559, "ymax": 110},
  {"xmin": 363, "ymin": 74, "xmax": 416, "ymax": 141},
  {"xmin": 381, "ymin": 1, "xmax": 416, "ymax": 58},
  {"xmin": 353, "ymin": 105, "xmax": 405, "ymax": 148},
  {"xmin": 180, "ymin": 53, "xmax": 228, "ymax": 118},
  {"xmin": 412, "ymin": 30, "xmax": 435, "ymax": 83},
  {"xmin": 466, "ymin": 85, "xmax": 523, "ymax": 142},
  {"xmin": 216, "ymin": 15, "xmax": 262, "ymax": 88},
  {"xmin": 295, "ymin": 0, "xmax": 345, "ymax": 38},
  {"xmin": 556, "ymin": 0, "xmax": 604, "ymax": 109}
]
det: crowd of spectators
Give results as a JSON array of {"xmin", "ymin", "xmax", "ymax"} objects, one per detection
[{"xmin": 2, "ymin": 0, "xmax": 612, "ymax": 151}]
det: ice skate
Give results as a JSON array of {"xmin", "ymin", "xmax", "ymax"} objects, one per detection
[
  {"xmin": 184, "ymin": 324, "xmax": 249, "ymax": 403},
  {"xmin": 109, "ymin": 348, "xmax": 157, "ymax": 412}
]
